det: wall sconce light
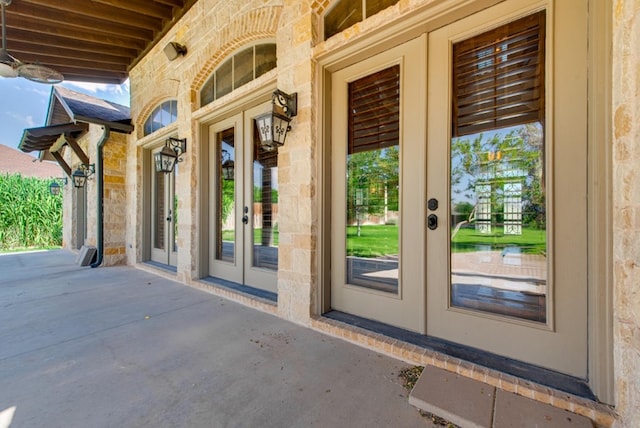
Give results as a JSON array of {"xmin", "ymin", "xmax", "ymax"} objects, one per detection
[
  {"xmin": 255, "ymin": 89, "xmax": 297, "ymax": 151},
  {"xmin": 221, "ymin": 149, "xmax": 234, "ymax": 181},
  {"xmin": 155, "ymin": 137, "xmax": 187, "ymax": 173},
  {"xmin": 164, "ymin": 42, "xmax": 187, "ymax": 61},
  {"xmin": 48, "ymin": 177, "xmax": 68, "ymax": 195},
  {"xmin": 72, "ymin": 163, "xmax": 95, "ymax": 188}
]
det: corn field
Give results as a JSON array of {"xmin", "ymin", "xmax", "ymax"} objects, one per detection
[{"xmin": 0, "ymin": 173, "xmax": 63, "ymax": 250}]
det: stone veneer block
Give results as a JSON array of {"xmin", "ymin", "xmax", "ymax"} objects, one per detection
[
  {"xmin": 409, "ymin": 365, "xmax": 495, "ymax": 428},
  {"xmin": 493, "ymin": 389, "xmax": 593, "ymax": 427}
]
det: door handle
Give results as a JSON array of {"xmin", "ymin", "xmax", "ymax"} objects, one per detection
[
  {"xmin": 242, "ymin": 206, "xmax": 249, "ymax": 224},
  {"xmin": 428, "ymin": 214, "xmax": 438, "ymax": 230}
]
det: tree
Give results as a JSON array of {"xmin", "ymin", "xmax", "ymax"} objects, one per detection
[
  {"xmin": 450, "ymin": 123, "xmax": 546, "ymax": 230},
  {"xmin": 346, "ymin": 146, "xmax": 399, "ymax": 224}
]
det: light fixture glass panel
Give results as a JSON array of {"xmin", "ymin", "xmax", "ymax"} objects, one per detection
[
  {"xmin": 272, "ymin": 114, "xmax": 290, "ymax": 146},
  {"xmin": 252, "ymin": 125, "xmax": 279, "ymax": 271},
  {"xmin": 255, "ymin": 113, "xmax": 273, "ymax": 146}
]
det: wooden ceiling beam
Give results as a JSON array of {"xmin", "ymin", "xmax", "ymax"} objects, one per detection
[
  {"xmin": 6, "ymin": 15, "xmax": 147, "ymax": 51},
  {"xmin": 14, "ymin": 53, "xmax": 128, "ymax": 72},
  {"xmin": 10, "ymin": 42, "xmax": 130, "ymax": 66},
  {"xmin": 155, "ymin": 0, "xmax": 185, "ymax": 7},
  {"xmin": 7, "ymin": 29, "xmax": 139, "ymax": 58},
  {"xmin": 6, "ymin": 4, "xmax": 154, "ymax": 41},
  {"xmin": 19, "ymin": 0, "xmax": 163, "ymax": 32},
  {"xmin": 58, "ymin": 70, "xmax": 129, "ymax": 85},
  {"xmin": 91, "ymin": 0, "xmax": 175, "ymax": 20}
]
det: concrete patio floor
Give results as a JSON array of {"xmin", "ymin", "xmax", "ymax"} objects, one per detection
[{"xmin": 0, "ymin": 250, "xmax": 433, "ymax": 428}]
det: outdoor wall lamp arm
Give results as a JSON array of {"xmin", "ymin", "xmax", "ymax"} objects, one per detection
[
  {"xmin": 154, "ymin": 137, "xmax": 187, "ymax": 174},
  {"xmin": 72, "ymin": 163, "xmax": 95, "ymax": 188},
  {"xmin": 255, "ymin": 89, "xmax": 298, "ymax": 151}
]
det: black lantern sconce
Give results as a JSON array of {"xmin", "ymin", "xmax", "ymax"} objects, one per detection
[
  {"xmin": 221, "ymin": 149, "xmax": 234, "ymax": 181},
  {"xmin": 255, "ymin": 89, "xmax": 297, "ymax": 151},
  {"xmin": 72, "ymin": 163, "xmax": 95, "ymax": 188},
  {"xmin": 154, "ymin": 137, "xmax": 187, "ymax": 174},
  {"xmin": 48, "ymin": 177, "xmax": 68, "ymax": 195}
]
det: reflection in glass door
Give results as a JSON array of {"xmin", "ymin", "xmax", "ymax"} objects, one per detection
[
  {"xmin": 215, "ymin": 128, "xmax": 236, "ymax": 263},
  {"xmin": 151, "ymin": 154, "xmax": 177, "ymax": 266},
  {"xmin": 251, "ymin": 127, "xmax": 279, "ymax": 272},
  {"xmin": 450, "ymin": 123, "xmax": 547, "ymax": 322}
]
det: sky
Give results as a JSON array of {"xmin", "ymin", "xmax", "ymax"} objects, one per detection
[{"xmin": 0, "ymin": 77, "xmax": 130, "ymax": 153}]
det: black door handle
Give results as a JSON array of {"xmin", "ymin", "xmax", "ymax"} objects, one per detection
[
  {"xmin": 428, "ymin": 214, "xmax": 438, "ymax": 230},
  {"xmin": 242, "ymin": 215, "xmax": 249, "ymax": 225}
]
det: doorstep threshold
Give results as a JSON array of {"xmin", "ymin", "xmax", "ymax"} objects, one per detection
[
  {"xmin": 323, "ymin": 310, "xmax": 594, "ymax": 400},
  {"xmin": 409, "ymin": 365, "xmax": 593, "ymax": 428}
]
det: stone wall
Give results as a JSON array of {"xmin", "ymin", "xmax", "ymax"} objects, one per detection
[
  {"xmin": 612, "ymin": 0, "xmax": 640, "ymax": 425},
  {"xmin": 126, "ymin": 0, "xmax": 639, "ymax": 423},
  {"xmin": 61, "ymin": 124, "xmax": 128, "ymax": 266},
  {"xmin": 102, "ymin": 131, "xmax": 128, "ymax": 266},
  {"xmin": 128, "ymin": 0, "xmax": 317, "ymax": 320}
]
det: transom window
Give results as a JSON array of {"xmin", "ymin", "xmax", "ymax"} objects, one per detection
[
  {"xmin": 200, "ymin": 43, "xmax": 277, "ymax": 107},
  {"xmin": 144, "ymin": 100, "xmax": 178, "ymax": 136},
  {"xmin": 324, "ymin": 0, "xmax": 399, "ymax": 40}
]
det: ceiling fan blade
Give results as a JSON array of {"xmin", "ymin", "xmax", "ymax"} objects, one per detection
[
  {"xmin": 1, "ymin": 2, "xmax": 63, "ymax": 84},
  {"xmin": 18, "ymin": 63, "xmax": 63, "ymax": 84}
]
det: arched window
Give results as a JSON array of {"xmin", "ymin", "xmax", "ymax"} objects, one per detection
[
  {"xmin": 144, "ymin": 100, "xmax": 178, "ymax": 136},
  {"xmin": 200, "ymin": 43, "xmax": 277, "ymax": 107},
  {"xmin": 324, "ymin": 0, "xmax": 399, "ymax": 40}
]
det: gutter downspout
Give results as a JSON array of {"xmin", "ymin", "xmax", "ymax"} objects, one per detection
[{"xmin": 90, "ymin": 125, "xmax": 110, "ymax": 268}]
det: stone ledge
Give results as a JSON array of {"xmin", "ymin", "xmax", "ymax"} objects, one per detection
[{"xmin": 310, "ymin": 316, "xmax": 617, "ymax": 428}]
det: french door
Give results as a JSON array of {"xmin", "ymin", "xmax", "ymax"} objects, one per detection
[
  {"xmin": 150, "ymin": 151, "xmax": 177, "ymax": 266},
  {"xmin": 330, "ymin": 0, "xmax": 588, "ymax": 377},
  {"xmin": 208, "ymin": 104, "xmax": 278, "ymax": 293},
  {"xmin": 330, "ymin": 36, "xmax": 427, "ymax": 332}
]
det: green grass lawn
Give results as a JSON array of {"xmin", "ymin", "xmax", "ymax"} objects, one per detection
[
  {"xmin": 347, "ymin": 225, "xmax": 398, "ymax": 257},
  {"xmin": 222, "ymin": 229, "xmax": 279, "ymax": 245},
  {"xmin": 452, "ymin": 227, "xmax": 546, "ymax": 254},
  {"xmin": 345, "ymin": 224, "xmax": 546, "ymax": 257}
]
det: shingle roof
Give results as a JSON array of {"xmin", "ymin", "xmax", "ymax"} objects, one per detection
[
  {"xmin": 0, "ymin": 144, "xmax": 62, "ymax": 179},
  {"xmin": 18, "ymin": 87, "xmax": 132, "ymax": 155},
  {"xmin": 52, "ymin": 87, "xmax": 131, "ymax": 125}
]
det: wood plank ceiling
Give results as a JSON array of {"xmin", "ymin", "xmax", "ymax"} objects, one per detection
[{"xmin": 2, "ymin": 0, "xmax": 197, "ymax": 84}]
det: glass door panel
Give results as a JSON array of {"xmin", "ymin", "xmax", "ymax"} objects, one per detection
[
  {"xmin": 151, "ymin": 148, "xmax": 177, "ymax": 267},
  {"xmin": 208, "ymin": 107, "xmax": 277, "ymax": 293},
  {"xmin": 450, "ymin": 123, "xmax": 547, "ymax": 322},
  {"xmin": 426, "ymin": 0, "xmax": 588, "ymax": 377},
  {"xmin": 345, "ymin": 65, "xmax": 400, "ymax": 294},
  {"xmin": 251, "ymin": 127, "xmax": 278, "ymax": 271},
  {"xmin": 215, "ymin": 127, "xmax": 236, "ymax": 263},
  {"xmin": 330, "ymin": 35, "xmax": 426, "ymax": 333},
  {"xmin": 153, "ymin": 169, "xmax": 165, "ymax": 251}
]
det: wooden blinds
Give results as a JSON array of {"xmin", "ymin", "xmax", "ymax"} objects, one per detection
[
  {"xmin": 348, "ymin": 65, "xmax": 400, "ymax": 154},
  {"xmin": 452, "ymin": 11, "xmax": 545, "ymax": 137}
]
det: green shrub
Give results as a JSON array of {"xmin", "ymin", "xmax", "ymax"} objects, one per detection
[{"xmin": 0, "ymin": 173, "xmax": 63, "ymax": 250}]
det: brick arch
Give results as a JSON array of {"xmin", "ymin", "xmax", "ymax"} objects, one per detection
[
  {"xmin": 136, "ymin": 96, "xmax": 179, "ymax": 139},
  {"xmin": 190, "ymin": 6, "xmax": 282, "ymax": 96}
]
